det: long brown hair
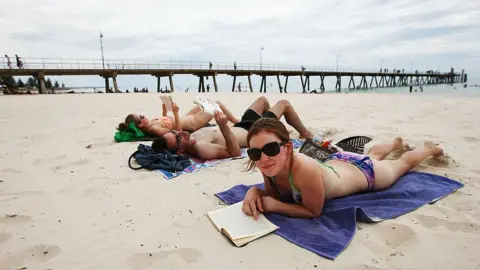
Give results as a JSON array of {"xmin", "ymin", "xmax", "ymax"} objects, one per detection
[
  {"xmin": 245, "ymin": 118, "xmax": 291, "ymax": 172},
  {"xmin": 117, "ymin": 114, "xmax": 139, "ymax": 131}
]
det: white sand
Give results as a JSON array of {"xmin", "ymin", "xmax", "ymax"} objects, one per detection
[{"xmin": 0, "ymin": 92, "xmax": 479, "ymax": 269}]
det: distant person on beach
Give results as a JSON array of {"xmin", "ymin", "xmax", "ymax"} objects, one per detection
[
  {"xmin": 420, "ymin": 86, "xmax": 423, "ymax": 92},
  {"xmin": 151, "ymin": 97, "xmax": 313, "ymax": 160},
  {"xmin": 4, "ymin": 55, "xmax": 11, "ymax": 69},
  {"xmin": 409, "ymin": 85, "xmax": 413, "ymax": 93},
  {"xmin": 241, "ymin": 118, "xmax": 444, "ymax": 218},
  {"xmin": 117, "ymin": 99, "xmax": 238, "ymax": 136}
]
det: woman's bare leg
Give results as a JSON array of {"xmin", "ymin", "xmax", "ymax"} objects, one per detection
[
  {"xmin": 372, "ymin": 141, "xmax": 444, "ymax": 190},
  {"xmin": 367, "ymin": 137, "xmax": 409, "ymax": 160}
]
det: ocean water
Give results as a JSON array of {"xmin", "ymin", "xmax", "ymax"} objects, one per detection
[
  {"xmin": 67, "ymin": 76, "xmax": 480, "ymax": 97},
  {"xmin": 72, "ymin": 83, "xmax": 480, "ymax": 97}
]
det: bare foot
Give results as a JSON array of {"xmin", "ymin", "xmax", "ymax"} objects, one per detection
[
  {"xmin": 424, "ymin": 141, "xmax": 444, "ymax": 158},
  {"xmin": 393, "ymin": 137, "xmax": 410, "ymax": 152}
]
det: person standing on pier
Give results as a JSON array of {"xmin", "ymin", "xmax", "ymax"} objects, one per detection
[
  {"xmin": 4, "ymin": 55, "xmax": 11, "ymax": 69},
  {"xmin": 209, "ymin": 62, "xmax": 212, "ymax": 69},
  {"xmin": 234, "ymin": 61, "xmax": 237, "ymax": 70},
  {"xmin": 15, "ymin": 54, "xmax": 23, "ymax": 69}
]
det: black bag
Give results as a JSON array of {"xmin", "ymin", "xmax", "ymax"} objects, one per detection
[
  {"xmin": 299, "ymin": 138, "xmax": 338, "ymax": 162},
  {"xmin": 299, "ymin": 136, "xmax": 373, "ymax": 162},
  {"xmin": 128, "ymin": 144, "xmax": 192, "ymax": 172}
]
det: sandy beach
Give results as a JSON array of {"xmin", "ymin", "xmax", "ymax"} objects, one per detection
[{"xmin": 0, "ymin": 92, "xmax": 479, "ymax": 269}]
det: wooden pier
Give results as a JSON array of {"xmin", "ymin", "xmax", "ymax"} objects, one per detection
[{"xmin": 0, "ymin": 58, "xmax": 467, "ymax": 94}]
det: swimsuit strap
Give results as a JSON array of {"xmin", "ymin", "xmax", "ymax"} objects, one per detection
[{"xmin": 317, "ymin": 160, "xmax": 340, "ymax": 177}]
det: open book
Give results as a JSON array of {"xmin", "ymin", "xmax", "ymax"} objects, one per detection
[
  {"xmin": 160, "ymin": 95, "xmax": 174, "ymax": 112},
  {"xmin": 207, "ymin": 201, "xmax": 279, "ymax": 247},
  {"xmin": 193, "ymin": 96, "xmax": 223, "ymax": 115}
]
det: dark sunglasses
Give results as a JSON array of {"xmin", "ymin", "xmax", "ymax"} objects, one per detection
[
  {"xmin": 169, "ymin": 130, "xmax": 182, "ymax": 148},
  {"xmin": 247, "ymin": 141, "xmax": 288, "ymax": 161}
]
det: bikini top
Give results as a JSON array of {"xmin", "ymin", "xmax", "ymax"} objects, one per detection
[
  {"xmin": 152, "ymin": 116, "xmax": 173, "ymax": 130},
  {"xmin": 268, "ymin": 159, "xmax": 339, "ymax": 204}
]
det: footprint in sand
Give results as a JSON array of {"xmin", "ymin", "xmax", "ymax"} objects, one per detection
[
  {"xmin": 371, "ymin": 223, "xmax": 418, "ymax": 249},
  {"xmin": 0, "ymin": 191, "xmax": 44, "ymax": 202},
  {"xmin": 463, "ymin": 137, "xmax": 479, "ymax": 143},
  {"xmin": 0, "ymin": 244, "xmax": 61, "ymax": 269},
  {"xmin": 51, "ymin": 158, "xmax": 90, "ymax": 171},
  {"xmin": 0, "ymin": 215, "xmax": 32, "ymax": 226},
  {"xmin": 77, "ymin": 137, "xmax": 107, "ymax": 145},
  {"xmin": 415, "ymin": 214, "xmax": 480, "ymax": 234},
  {"xmin": 340, "ymin": 265, "xmax": 388, "ymax": 270},
  {"xmin": 33, "ymin": 155, "xmax": 67, "ymax": 166},
  {"xmin": 125, "ymin": 248, "xmax": 201, "ymax": 269},
  {"xmin": 0, "ymin": 168, "xmax": 22, "ymax": 175}
]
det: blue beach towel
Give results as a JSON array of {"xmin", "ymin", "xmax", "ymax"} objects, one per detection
[
  {"xmin": 157, "ymin": 139, "xmax": 304, "ymax": 179},
  {"xmin": 215, "ymin": 171, "xmax": 463, "ymax": 260}
]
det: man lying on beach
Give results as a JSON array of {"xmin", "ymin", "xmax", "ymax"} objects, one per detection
[
  {"xmin": 117, "ymin": 99, "xmax": 238, "ymax": 136},
  {"xmin": 152, "ymin": 96, "xmax": 313, "ymax": 160}
]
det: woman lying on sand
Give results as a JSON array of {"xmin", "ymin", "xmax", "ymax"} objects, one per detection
[
  {"xmin": 117, "ymin": 100, "xmax": 239, "ymax": 136},
  {"xmin": 242, "ymin": 118, "xmax": 444, "ymax": 219}
]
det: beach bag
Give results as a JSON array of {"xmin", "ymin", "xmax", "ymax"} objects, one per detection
[
  {"xmin": 299, "ymin": 136, "xmax": 373, "ymax": 162},
  {"xmin": 128, "ymin": 144, "xmax": 191, "ymax": 172},
  {"xmin": 299, "ymin": 139, "xmax": 338, "ymax": 162}
]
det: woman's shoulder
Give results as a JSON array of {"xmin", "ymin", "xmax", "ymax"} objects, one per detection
[{"xmin": 293, "ymin": 153, "xmax": 322, "ymax": 174}]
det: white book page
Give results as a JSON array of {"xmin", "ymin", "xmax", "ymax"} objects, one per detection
[
  {"xmin": 208, "ymin": 202, "xmax": 278, "ymax": 240},
  {"xmin": 194, "ymin": 96, "xmax": 222, "ymax": 115},
  {"xmin": 160, "ymin": 95, "xmax": 173, "ymax": 112}
]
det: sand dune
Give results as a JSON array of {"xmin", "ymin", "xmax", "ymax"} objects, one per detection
[{"xmin": 0, "ymin": 92, "xmax": 479, "ymax": 269}]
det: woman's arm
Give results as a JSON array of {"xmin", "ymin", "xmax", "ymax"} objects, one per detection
[
  {"xmin": 172, "ymin": 103, "xmax": 182, "ymax": 131},
  {"xmin": 162, "ymin": 104, "xmax": 167, "ymax": 117},
  {"xmin": 263, "ymin": 197, "xmax": 320, "ymax": 218}
]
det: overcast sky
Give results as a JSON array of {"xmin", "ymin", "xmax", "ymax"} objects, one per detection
[{"xmin": 1, "ymin": 0, "xmax": 479, "ymax": 91}]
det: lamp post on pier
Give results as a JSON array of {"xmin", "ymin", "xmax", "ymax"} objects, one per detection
[
  {"xmin": 100, "ymin": 31, "xmax": 105, "ymax": 69},
  {"xmin": 336, "ymin": 55, "xmax": 341, "ymax": 72},
  {"xmin": 260, "ymin": 46, "xmax": 264, "ymax": 70}
]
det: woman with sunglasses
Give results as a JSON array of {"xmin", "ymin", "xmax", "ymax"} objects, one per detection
[
  {"xmin": 117, "ymin": 99, "xmax": 239, "ymax": 137},
  {"xmin": 242, "ymin": 118, "xmax": 444, "ymax": 219}
]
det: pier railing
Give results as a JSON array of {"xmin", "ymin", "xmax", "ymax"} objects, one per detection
[{"xmin": 0, "ymin": 57, "xmax": 433, "ymax": 74}]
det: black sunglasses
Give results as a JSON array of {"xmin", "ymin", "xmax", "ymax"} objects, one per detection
[
  {"xmin": 169, "ymin": 130, "xmax": 182, "ymax": 148},
  {"xmin": 247, "ymin": 141, "xmax": 288, "ymax": 161}
]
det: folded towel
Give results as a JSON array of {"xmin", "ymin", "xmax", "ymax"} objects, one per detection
[
  {"xmin": 216, "ymin": 172, "xmax": 463, "ymax": 259},
  {"xmin": 158, "ymin": 139, "xmax": 304, "ymax": 179}
]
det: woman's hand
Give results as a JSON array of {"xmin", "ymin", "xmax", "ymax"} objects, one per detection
[
  {"xmin": 172, "ymin": 103, "xmax": 179, "ymax": 114},
  {"xmin": 242, "ymin": 187, "xmax": 264, "ymax": 220}
]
